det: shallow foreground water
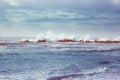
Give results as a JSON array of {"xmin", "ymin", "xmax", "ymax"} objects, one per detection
[{"xmin": 0, "ymin": 43, "xmax": 120, "ymax": 80}]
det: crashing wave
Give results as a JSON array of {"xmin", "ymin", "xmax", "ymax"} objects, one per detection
[
  {"xmin": 0, "ymin": 31, "xmax": 120, "ymax": 43},
  {"xmin": 20, "ymin": 31, "xmax": 120, "ymax": 43}
]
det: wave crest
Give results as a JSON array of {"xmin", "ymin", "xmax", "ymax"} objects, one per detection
[
  {"xmin": 20, "ymin": 31, "xmax": 120, "ymax": 43},
  {"xmin": 0, "ymin": 31, "xmax": 120, "ymax": 43}
]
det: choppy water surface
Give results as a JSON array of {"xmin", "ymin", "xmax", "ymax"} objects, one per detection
[{"xmin": 0, "ymin": 43, "xmax": 120, "ymax": 80}]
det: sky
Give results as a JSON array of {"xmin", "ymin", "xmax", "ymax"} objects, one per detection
[{"xmin": 0, "ymin": 0, "xmax": 120, "ymax": 38}]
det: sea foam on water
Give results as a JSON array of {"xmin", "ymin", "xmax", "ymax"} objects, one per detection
[{"xmin": 20, "ymin": 31, "xmax": 120, "ymax": 43}]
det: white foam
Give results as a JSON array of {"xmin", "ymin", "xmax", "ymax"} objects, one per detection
[
  {"xmin": 0, "ymin": 31, "xmax": 119, "ymax": 43},
  {"xmin": 98, "ymin": 38, "xmax": 110, "ymax": 41},
  {"xmin": 36, "ymin": 31, "xmax": 77, "ymax": 41},
  {"xmin": 22, "ymin": 31, "xmax": 120, "ymax": 42},
  {"xmin": 82, "ymin": 67, "xmax": 107, "ymax": 74},
  {"xmin": 63, "ymin": 73, "xmax": 120, "ymax": 80},
  {"xmin": 0, "ymin": 68, "xmax": 49, "ymax": 80},
  {"xmin": 21, "ymin": 38, "xmax": 37, "ymax": 42},
  {"xmin": 62, "ymin": 67, "xmax": 120, "ymax": 80},
  {"xmin": 114, "ymin": 37, "xmax": 120, "ymax": 41}
]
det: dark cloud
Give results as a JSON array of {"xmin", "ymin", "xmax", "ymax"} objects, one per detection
[{"xmin": 0, "ymin": 0, "xmax": 120, "ymax": 37}]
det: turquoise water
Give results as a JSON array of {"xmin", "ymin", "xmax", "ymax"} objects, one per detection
[{"xmin": 0, "ymin": 43, "xmax": 120, "ymax": 80}]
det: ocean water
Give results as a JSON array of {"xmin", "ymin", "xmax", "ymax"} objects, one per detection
[{"xmin": 0, "ymin": 42, "xmax": 120, "ymax": 80}]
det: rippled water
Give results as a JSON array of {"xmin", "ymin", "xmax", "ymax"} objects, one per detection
[{"xmin": 0, "ymin": 43, "xmax": 120, "ymax": 80}]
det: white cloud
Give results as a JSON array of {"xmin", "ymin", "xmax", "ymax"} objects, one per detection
[
  {"xmin": 113, "ymin": 0, "xmax": 120, "ymax": 4},
  {"xmin": 3, "ymin": 0, "xmax": 19, "ymax": 6}
]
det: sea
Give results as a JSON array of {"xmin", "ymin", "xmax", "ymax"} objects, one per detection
[{"xmin": 0, "ymin": 37, "xmax": 120, "ymax": 80}]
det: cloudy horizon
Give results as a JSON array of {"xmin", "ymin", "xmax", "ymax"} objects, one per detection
[{"xmin": 0, "ymin": 0, "xmax": 120, "ymax": 38}]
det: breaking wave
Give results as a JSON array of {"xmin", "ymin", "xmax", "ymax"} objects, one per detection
[
  {"xmin": 0, "ymin": 31, "xmax": 120, "ymax": 43},
  {"xmin": 21, "ymin": 31, "xmax": 120, "ymax": 43}
]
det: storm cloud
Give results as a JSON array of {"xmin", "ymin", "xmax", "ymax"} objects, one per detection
[{"xmin": 0, "ymin": 0, "xmax": 120, "ymax": 38}]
